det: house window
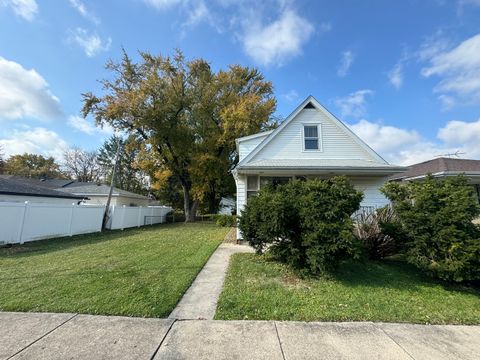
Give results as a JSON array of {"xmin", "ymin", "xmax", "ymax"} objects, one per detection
[
  {"xmin": 474, "ymin": 184, "xmax": 480, "ymax": 204},
  {"xmin": 260, "ymin": 177, "xmax": 291, "ymax": 188},
  {"xmin": 247, "ymin": 175, "xmax": 259, "ymax": 198},
  {"xmin": 304, "ymin": 125, "xmax": 319, "ymax": 150}
]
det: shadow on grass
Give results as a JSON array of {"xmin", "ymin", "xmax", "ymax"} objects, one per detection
[
  {"xmin": 260, "ymin": 252, "xmax": 479, "ymax": 297},
  {"xmin": 0, "ymin": 222, "xmax": 177, "ymax": 259},
  {"xmin": 332, "ymin": 258, "xmax": 479, "ymax": 297}
]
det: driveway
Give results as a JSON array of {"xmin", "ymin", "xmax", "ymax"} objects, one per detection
[{"xmin": 1, "ymin": 312, "xmax": 479, "ymax": 360}]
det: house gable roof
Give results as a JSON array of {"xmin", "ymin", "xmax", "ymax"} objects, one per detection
[
  {"xmin": 0, "ymin": 175, "xmax": 75, "ymax": 189},
  {"xmin": 237, "ymin": 96, "xmax": 389, "ymax": 169},
  {"xmin": 58, "ymin": 182, "xmax": 149, "ymax": 200},
  {"xmin": 390, "ymin": 157, "xmax": 480, "ymax": 181},
  {"xmin": 0, "ymin": 177, "xmax": 85, "ymax": 200}
]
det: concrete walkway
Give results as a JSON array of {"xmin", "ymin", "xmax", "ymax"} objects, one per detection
[
  {"xmin": 1, "ymin": 312, "xmax": 479, "ymax": 360},
  {"xmin": 168, "ymin": 242, "xmax": 254, "ymax": 320}
]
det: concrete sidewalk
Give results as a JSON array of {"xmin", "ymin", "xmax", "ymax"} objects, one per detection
[
  {"xmin": 169, "ymin": 243, "xmax": 254, "ymax": 320},
  {"xmin": 1, "ymin": 312, "xmax": 479, "ymax": 360}
]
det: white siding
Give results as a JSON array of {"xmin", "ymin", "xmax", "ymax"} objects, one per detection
[
  {"xmin": 80, "ymin": 195, "xmax": 150, "ymax": 207},
  {"xmin": 235, "ymin": 174, "xmax": 247, "ymax": 239},
  {"xmin": 350, "ymin": 176, "xmax": 390, "ymax": 208},
  {"xmin": 251, "ymin": 109, "xmax": 376, "ymax": 162},
  {"xmin": 239, "ymin": 136, "xmax": 269, "ymax": 161},
  {"xmin": 0, "ymin": 195, "xmax": 80, "ymax": 204}
]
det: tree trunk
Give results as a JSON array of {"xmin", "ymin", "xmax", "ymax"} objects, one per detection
[
  {"xmin": 182, "ymin": 181, "xmax": 198, "ymax": 222},
  {"xmin": 206, "ymin": 182, "xmax": 218, "ymax": 214}
]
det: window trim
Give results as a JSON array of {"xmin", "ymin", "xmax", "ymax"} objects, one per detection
[
  {"xmin": 246, "ymin": 175, "xmax": 260, "ymax": 198},
  {"xmin": 302, "ymin": 123, "xmax": 322, "ymax": 152}
]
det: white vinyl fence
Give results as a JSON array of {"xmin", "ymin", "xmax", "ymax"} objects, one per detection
[
  {"xmin": 0, "ymin": 202, "xmax": 105, "ymax": 245},
  {"xmin": 107, "ymin": 205, "xmax": 172, "ymax": 230},
  {"xmin": 0, "ymin": 202, "xmax": 173, "ymax": 245}
]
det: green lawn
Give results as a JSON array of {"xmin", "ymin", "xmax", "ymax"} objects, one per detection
[
  {"xmin": 0, "ymin": 222, "xmax": 228, "ymax": 318},
  {"xmin": 215, "ymin": 253, "xmax": 480, "ymax": 324}
]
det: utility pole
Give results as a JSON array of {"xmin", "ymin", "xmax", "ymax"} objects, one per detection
[{"xmin": 102, "ymin": 137, "xmax": 122, "ymax": 231}]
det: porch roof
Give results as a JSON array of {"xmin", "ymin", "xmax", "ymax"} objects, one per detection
[{"xmin": 235, "ymin": 159, "xmax": 407, "ymax": 176}]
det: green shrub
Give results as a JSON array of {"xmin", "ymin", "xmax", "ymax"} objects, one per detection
[
  {"xmin": 166, "ymin": 210, "xmax": 184, "ymax": 223},
  {"xmin": 211, "ymin": 214, "xmax": 237, "ymax": 227},
  {"xmin": 239, "ymin": 177, "xmax": 363, "ymax": 275},
  {"xmin": 354, "ymin": 206, "xmax": 402, "ymax": 260},
  {"xmin": 382, "ymin": 175, "xmax": 480, "ymax": 282}
]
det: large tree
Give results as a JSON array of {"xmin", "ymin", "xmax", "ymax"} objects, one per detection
[
  {"xmin": 83, "ymin": 50, "xmax": 275, "ymax": 221},
  {"xmin": 62, "ymin": 147, "xmax": 102, "ymax": 182},
  {"xmin": 0, "ymin": 146, "xmax": 4, "ymax": 175},
  {"xmin": 97, "ymin": 135, "xmax": 148, "ymax": 193},
  {"xmin": 4, "ymin": 153, "xmax": 63, "ymax": 179}
]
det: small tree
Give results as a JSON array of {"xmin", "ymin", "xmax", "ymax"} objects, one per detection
[
  {"xmin": 63, "ymin": 147, "xmax": 102, "ymax": 182},
  {"xmin": 239, "ymin": 177, "xmax": 363, "ymax": 275},
  {"xmin": 0, "ymin": 145, "xmax": 4, "ymax": 174},
  {"xmin": 382, "ymin": 175, "xmax": 480, "ymax": 282},
  {"xmin": 4, "ymin": 153, "xmax": 63, "ymax": 179},
  {"xmin": 97, "ymin": 135, "xmax": 148, "ymax": 193}
]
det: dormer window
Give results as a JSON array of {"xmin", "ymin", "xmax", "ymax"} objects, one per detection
[{"xmin": 303, "ymin": 125, "xmax": 320, "ymax": 150}]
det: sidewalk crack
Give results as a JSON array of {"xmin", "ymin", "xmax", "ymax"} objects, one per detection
[
  {"xmin": 274, "ymin": 321, "xmax": 287, "ymax": 360},
  {"xmin": 149, "ymin": 319, "xmax": 176, "ymax": 360},
  {"xmin": 375, "ymin": 324, "xmax": 416, "ymax": 360},
  {"xmin": 7, "ymin": 313, "xmax": 78, "ymax": 360}
]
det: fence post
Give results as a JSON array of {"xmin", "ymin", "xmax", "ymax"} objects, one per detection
[
  {"xmin": 137, "ymin": 206, "xmax": 142, "ymax": 227},
  {"xmin": 108, "ymin": 205, "xmax": 114, "ymax": 230},
  {"xmin": 18, "ymin": 201, "xmax": 29, "ymax": 244},
  {"xmin": 121, "ymin": 205, "xmax": 126, "ymax": 230},
  {"xmin": 68, "ymin": 203, "xmax": 75, "ymax": 236},
  {"xmin": 150, "ymin": 206, "xmax": 154, "ymax": 226}
]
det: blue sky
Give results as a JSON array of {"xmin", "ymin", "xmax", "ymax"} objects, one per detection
[{"xmin": 1, "ymin": 0, "xmax": 480, "ymax": 165}]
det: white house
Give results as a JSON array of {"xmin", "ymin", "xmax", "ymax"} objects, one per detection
[
  {"xmin": 56, "ymin": 182, "xmax": 151, "ymax": 207},
  {"xmin": 0, "ymin": 177, "xmax": 85, "ymax": 204},
  {"xmin": 233, "ymin": 96, "xmax": 406, "ymax": 237}
]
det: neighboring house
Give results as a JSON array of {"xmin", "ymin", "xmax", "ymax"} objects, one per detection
[
  {"xmin": 233, "ymin": 96, "xmax": 406, "ymax": 237},
  {"xmin": 390, "ymin": 157, "xmax": 480, "ymax": 203},
  {"xmin": 218, "ymin": 197, "xmax": 235, "ymax": 215},
  {"xmin": 56, "ymin": 182, "xmax": 151, "ymax": 207},
  {"xmin": 0, "ymin": 177, "xmax": 85, "ymax": 204}
]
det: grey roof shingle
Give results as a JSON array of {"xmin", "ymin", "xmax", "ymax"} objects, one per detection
[
  {"xmin": 390, "ymin": 157, "xmax": 480, "ymax": 181},
  {"xmin": 0, "ymin": 177, "xmax": 85, "ymax": 200},
  {"xmin": 58, "ymin": 182, "xmax": 148, "ymax": 199},
  {"xmin": 238, "ymin": 158, "xmax": 405, "ymax": 170},
  {"xmin": 0, "ymin": 175, "xmax": 75, "ymax": 189}
]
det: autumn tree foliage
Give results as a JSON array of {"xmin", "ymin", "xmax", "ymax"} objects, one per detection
[
  {"xmin": 4, "ymin": 153, "xmax": 63, "ymax": 179},
  {"xmin": 83, "ymin": 50, "xmax": 275, "ymax": 221}
]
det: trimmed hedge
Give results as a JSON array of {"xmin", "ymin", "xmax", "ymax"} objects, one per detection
[
  {"xmin": 382, "ymin": 175, "xmax": 480, "ymax": 282},
  {"xmin": 239, "ymin": 177, "xmax": 363, "ymax": 275},
  {"xmin": 211, "ymin": 214, "xmax": 237, "ymax": 227}
]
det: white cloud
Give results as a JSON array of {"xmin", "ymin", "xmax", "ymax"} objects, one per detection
[
  {"xmin": 1, "ymin": 0, "xmax": 38, "ymax": 21},
  {"xmin": 68, "ymin": 115, "xmax": 114, "ymax": 136},
  {"xmin": 319, "ymin": 22, "xmax": 332, "ymax": 33},
  {"xmin": 437, "ymin": 118, "xmax": 480, "ymax": 145},
  {"xmin": 69, "ymin": 28, "xmax": 112, "ymax": 57},
  {"xmin": 438, "ymin": 94, "xmax": 455, "ymax": 109},
  {"xmin": 334, "ymin": 89, "xmax": 373, "ymax": 118},
  {"xmin": 69, "ymin": 0, "xmax": 100, "ymax": 24},
  {"xmin": 281, "ymin": 89, "xmax": 299, "ymax": 102},
  {"xmin": 144, "ymin": 0, "xmax": 183, "ymax": 9},
  {"xmin": 347, "ymin": 118, "xmax": 480, "ymax": 165},
  {"xmin": 337, "ymin": 51, "xmax": 354, "ymax": 77},
  {"xmin": 241, "ymin": 9, "xmax": 314, "ymax": 66},
  {"xmin": 388, "ymin": 62, "xmax": 404, "ymax": 89},
  {"xmin": 420, "ymin": 33, "xmax": 480, "ymax": 104},
  {"xmin": 0, "ymin": 127, "xmax": 68, "ymax": 160},
  {"xmin": 349, "ymin": 119, "xmax": 421, "ymax": 155},
  {"xmin": 0, "ymin": 56, "xmax": 62, "ymax": 121}
]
